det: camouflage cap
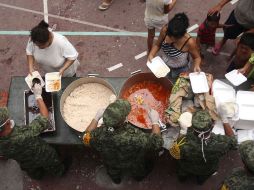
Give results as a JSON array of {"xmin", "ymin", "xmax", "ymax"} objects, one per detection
[
  {"xmin": 103, "ymin": 99, "xmax": 131, "ymax": 127},
  {"xmin": 239, "ymin": 140, "xmax": 254, "ymax": 173},
  {"xmin": 0, "ymin": 107, "xmax": 9, "ymax": 128},
  {"xmin": 192, "ymin": 110, "xmax": 212, "ymax": 131}
]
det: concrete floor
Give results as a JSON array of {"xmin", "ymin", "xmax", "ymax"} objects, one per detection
[{"xmin": 0, "ymin": 0, "xmax": 243, "ymax": 190}]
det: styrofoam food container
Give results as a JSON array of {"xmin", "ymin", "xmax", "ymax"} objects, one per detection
[
  {"xmin": 25, "ymin": 71, "xmax": 45, "ymax": 90},
  {"xmin": 213, "ymin": 88, "xmax": 236, "ymax": 109},
  {"xmin": 147, "ymin": 56, "xmax": 170, "ymax": 78},
  {"xmin": 225, "ymin": 69, "xmax": 247, "ymax": 86},
  {"xmin": 212, "ymin": 79, "xmax": 233, "ymax": 92},
  {"xmin": 189, "ymin": 72, "xmax": 209, "ymax": 93},
  {"xmin": 45, "ymin": 72, "xmax": 61, "ymax": 92},
  {"xmin": 236, "ymin": 91, "xmax": 254, "ymax": 121}
]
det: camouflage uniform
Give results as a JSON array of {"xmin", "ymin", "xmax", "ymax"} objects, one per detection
[
  {"xmin": 221, "ymin": 141, "xmax": 254, "ymax": 190},
  {"xmin": 85, "ymin": 100, "xmax": 163, "ymax": 182},
  {"xmin": 175, "ymin": 110, "xmax": 237, "ymax": 183},
  {"xmin": 0, "ymin": 107, "xmax": 65, "ymax": 179}
]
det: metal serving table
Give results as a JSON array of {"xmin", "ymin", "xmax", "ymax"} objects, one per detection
[{"xmin": 7, "ymin": 76, "xmax": 127, "ymax": 145}]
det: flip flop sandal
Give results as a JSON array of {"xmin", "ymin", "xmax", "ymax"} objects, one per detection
[{"xmin": 98, "ymin": 0, "xmax": 113, "ymax": 11}]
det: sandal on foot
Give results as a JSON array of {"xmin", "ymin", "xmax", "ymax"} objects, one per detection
[
  {"xmin": 98, "ymin": 0, "xmax": 113, "ymax": 11},
  {"xmin": 211, "ymin": 44, "xmax": 221, "ymax": 55}
]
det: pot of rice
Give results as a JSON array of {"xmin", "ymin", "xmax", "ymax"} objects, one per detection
[{"xmin": 60, "ymin": 77, "xmax": 117, "ymax": 132}]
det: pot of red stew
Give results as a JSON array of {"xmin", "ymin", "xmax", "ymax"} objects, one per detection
[{"xmin": 119, "ymin": 72, "xmax": 172, "ymax": 129}]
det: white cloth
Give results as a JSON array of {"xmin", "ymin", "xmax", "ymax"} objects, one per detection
[
  {"xmin": 26, "ymin": 32, "xmax": 79, "ymax": 77},
  {"xmin": 144, "ymin": 0, "xmax": 172, "ymax": 29}
]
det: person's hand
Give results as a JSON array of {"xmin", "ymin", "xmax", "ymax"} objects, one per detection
[
  {"xmin": 147, "ymin": 53, "xmax": 154, "ymax": 63},
  {"xmin": 194, "ymin": 65, "xmax": 201, "ymax": 73},
  {"xmin": 223, "ymin": 24, "xmax": 234, "ymax": 29},
  {"xmin": 208, "ymin": 5, "xmax": 222, "ymax": 15},
  {"xmin": 29, "ymin": 68, "xmax": 34, "ymax": 76},
  {"xmin": 59, "ymin": 68, "xmax": 64, "ymax": 76},
  {"xmin": 32, "ymin": 83, "xmax": 42, "ymax": 100},
  {"xmin": 238, "ymin": 67, "xmax": 247, "ymax": 75},
  {"xmin": 148, "ymin": 109, "xmax": 160, "ymax": 125},
  {"xmin": 94, "ymin": 108, "xmax": 105, "ymax": 122}
]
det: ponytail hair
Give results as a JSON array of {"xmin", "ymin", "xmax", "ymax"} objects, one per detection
[
  {"xmin": 167, "ymin": 13, "xmax": 189, "ymax": 39},
  {"xmin": 30, "ymin": 20, "xmax": 50, "ymax": 44}
]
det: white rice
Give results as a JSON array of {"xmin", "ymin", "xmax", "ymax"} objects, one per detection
[{"xmin": 63, "ymin": 83, "xmax": 115, "ymax": 132}]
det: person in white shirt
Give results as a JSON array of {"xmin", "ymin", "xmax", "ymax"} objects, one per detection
[
  {"xmin": 145, "ymin": 0, "xmax": 176, "ymax": 53},
  {"xmin": 26, "ymin": 20, "xmax": 80, "ymax": 77}
]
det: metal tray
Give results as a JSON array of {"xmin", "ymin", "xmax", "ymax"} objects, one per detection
[{"xmin": 24, "ymin": 89, "xmax": 55, "ymax": 133}]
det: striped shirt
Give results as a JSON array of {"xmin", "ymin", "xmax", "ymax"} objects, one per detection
[{"xmin": 161, "ymin": 37, "xmax": 191, "ymax": 68}]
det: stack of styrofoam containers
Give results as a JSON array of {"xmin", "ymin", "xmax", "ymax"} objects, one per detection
[
  {"xmin": 212, "ymin": 80, "xmax": 254, "ymax": 143},
  {"xmin": 235, "ymin": 91, "xmax": 254, "ymax": 129},
  {"xmin": 234, "ymin": 91, "xmax": 254, "ymax": 143}
]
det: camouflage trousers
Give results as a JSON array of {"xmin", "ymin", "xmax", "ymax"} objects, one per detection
[
  {"xmin": 176, "ymin": 163, "xmax": 214, "ymax": 184},
  {"xmin": 21, "ymin": 145, "xmax": 65, "ymax": 179},
  {"xmin": 106, "ymin": 160, "xmax": 154, "ymax": 182}
]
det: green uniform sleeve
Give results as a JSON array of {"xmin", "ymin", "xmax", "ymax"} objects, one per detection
[
  {"xmin": 149, "ymin": 134, "xmax": 163, "ymax": 151},
  {"xmin": 90, "ymin": 127, "xmax": 105, "ymax": 152},
  {"xmin": 27, "ymin": 115, "xmax": 50, "ymax": 136},
  {"xmin": 215, "ymin": 134, "xmax": 238, "ymax": 151}
]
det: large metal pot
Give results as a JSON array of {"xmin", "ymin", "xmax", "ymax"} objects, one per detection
[
  {"xmin": 119, "ymin": 72, "xmax": 173, "ymax": 129},
  {"xmin": 60, "ymin": 77, "xmax": 117, "ymax": 132}
]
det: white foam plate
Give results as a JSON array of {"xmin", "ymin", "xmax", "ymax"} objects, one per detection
[
  {"xmin": 45, "ymin": 72, "xmax": 61, "ymax": 92},
  {"xmin": 225, "ymin": 69, "xmax": 247, "ymax": 86},
  {"xmin": 25, "ymin": 71, "xmax": 45, "ymax": 90},
  {"xmin": 236, "ymin": 91, "xmax": 254, "ymax": 120},
  {"xmin": 189, "ymin": 72, "xmax": 209, "ymax": 93},
  {"xmin": 147, "ymin": 56, "xmax": 170, "ymax": 78}
]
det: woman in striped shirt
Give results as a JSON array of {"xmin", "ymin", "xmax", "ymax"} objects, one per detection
[{"xmin": 148, "ymin": 13, "xmax": 201, "ymax": 78}]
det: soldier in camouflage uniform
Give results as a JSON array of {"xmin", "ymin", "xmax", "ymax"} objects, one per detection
[
  {"xmin": 83, "ymin": 99, "xmax": 163, "ymax": 184},
  {"xmin": 0, "ymin": 84, "xmax": 65, "ymax": 179},
  {"xmin": 170, "ymin": 110, "xmax": 237, "ymax": 184},
  {"xmin": 220, "ymin": 140, "xmax": 254, "ymax": 190}
]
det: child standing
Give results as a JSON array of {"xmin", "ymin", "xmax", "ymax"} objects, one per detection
[
  {"xmin": 196, "ymin": 12, "xmax": 224, "ymax": 62},
  {"xmin": 145, "ymin": 0, "xmax": 176, "ymax": 53},
  {"xmin": 227, "ymin": 33, "xmax": 254, "ymax": 72}
]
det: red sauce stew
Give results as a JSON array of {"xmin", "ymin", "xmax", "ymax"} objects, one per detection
[{"xmin": 122, "ymin": 81, "xmax": 170, "ymax": 129}]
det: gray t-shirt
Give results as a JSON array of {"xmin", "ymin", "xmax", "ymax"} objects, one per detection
[{"xmin": 234, "ymin": 0, "xmax": 254, "ymax": 29}]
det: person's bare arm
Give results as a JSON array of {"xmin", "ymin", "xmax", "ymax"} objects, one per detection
[
  {"xmin": 246, "ymin": 28, "xmax": 254, "ymax": 34},
  {"xmin": 148, "ymin": 25, "xmax": 167, "ymax": 62},
  {"xmin": 238, "ymin": 62, "xmax": 252, "ymax": 75},
  {"xmin": 151, "ymin": 124, "xmax": 161, "ymax": 136},
  {"xmin": 223, "ymin": 123, "xmax": 234, "ymax": 137},
  {"xmin": 27, "ymin": 55, "xmax": 35, "ymax": 76},
  {"xmin": 59, "ymin": 59, "xmax": 75, "ymax": 76},
  {"xmin": 164, "ymin": 0, "xmax": 176, "ymax": 14},
  {"xmin": 188, "ymin": 38, "xmax": 202, "ymax": 72},
  {"xmin": 85, "ymin": 119, "xmax": 98, "ymax": 133},
  {"xmin": 208, "ymin": 0, "xmax": 231, "ymax": 15},
  {"xmin": 36, "ymin": 98, "xmax": 49, "ymax": 118},
  {"xmin": 85, "ymin": 108, "xmax": 105, "ymax": 132},
  {"xmin": 196, "ymin": 36, "xmax": 201, "ymax": 53}
]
